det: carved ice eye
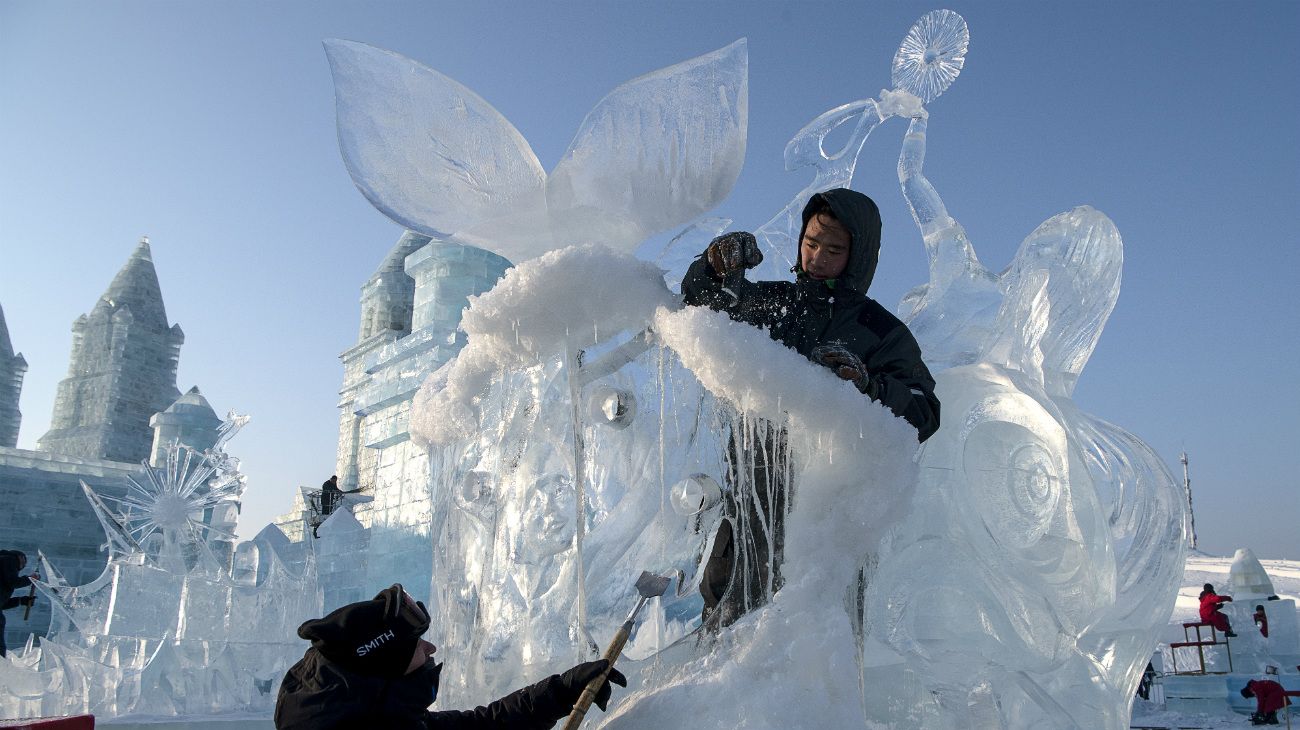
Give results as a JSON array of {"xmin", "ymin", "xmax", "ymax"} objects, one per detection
[{"xmin": 961, "ymin": 410, "xmax": 1066, "ymax": 551}]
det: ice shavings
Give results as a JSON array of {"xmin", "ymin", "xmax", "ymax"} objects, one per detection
[{"xmin": 410, "ymin": 245, "xmax": 676, "ymax": 447}]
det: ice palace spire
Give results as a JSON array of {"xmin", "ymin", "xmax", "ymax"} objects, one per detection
[{"xmin": 36, "ymin": 236, "xmax": 185, "ymax": 462}]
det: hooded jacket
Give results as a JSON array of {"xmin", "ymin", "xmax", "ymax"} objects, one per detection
[
  {"xmin": 682, "ymin": 189, "xmax": 940, "ymax": 441},
  {"xmin": 0, "ymin": 550, "xmax": 30, "ymax": 610}
]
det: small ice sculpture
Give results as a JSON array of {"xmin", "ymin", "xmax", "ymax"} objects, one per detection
[{"xmin": 0, "ymin": 414, "xmax": 321, "ymax": 722}]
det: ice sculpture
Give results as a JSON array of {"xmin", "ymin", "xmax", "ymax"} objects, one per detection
[
  {"xmin": 849, "ymin": 62, "xmax": 1187, "ymax": 730},
  {"xmin": 331, "ymin": 10, "xmax": 1183, "ymax": 729},
  {"xmin": 324, "ymin": 38, "xmax": 747, "ymax": 264},
  {"xmin": 0, "ymin": 415, "xmax": 321, "ymax": 721}
]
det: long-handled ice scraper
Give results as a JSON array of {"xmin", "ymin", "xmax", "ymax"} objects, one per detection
[{"xmin": 561, "ymin": 570, "xmax": 672, "ymax": 730}]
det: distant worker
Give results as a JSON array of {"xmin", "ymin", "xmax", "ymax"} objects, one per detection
[
  {"xmin": 1135, "ymin": 660, "xmax": 1157, "ymax": 701},
  {"xmin": 1241, "ymin": 678, "xmax": 1291, "ymax": 726},
  {"xmin": 320, "ymin": 475, "xmax": 343, "ymax": 516},
  {"xmin": 1198, "ymin": 583, "xmax": 1236, "ymax": 637},
  {"xmin": 1255, "ymin": 605, "xmax": 1270, "ymax": 639},
  {"xmin": 275, "ymin": 584, "xmax": 626, "ymax": 729},
  {"xmin": 0, "ymin": 549, "xmax": 39, "ymax": 657}
]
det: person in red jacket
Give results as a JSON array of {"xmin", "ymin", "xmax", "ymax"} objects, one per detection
[
  {"xmin": 1198, "ymin": 583, "xmax": 1236, "ymax": 637},
  {"xmin": 1255, "ymin": 605, "xmax": 1270, "ymax": 639},
  {"xmin": 1241, "ymin": 679, "xmax": 1291, "ymax": 725}
]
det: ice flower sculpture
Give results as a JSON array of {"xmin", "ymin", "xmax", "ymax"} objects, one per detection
[{"xmin": 324, "ymin": 38, "xmax": 748, "ymax": 264}]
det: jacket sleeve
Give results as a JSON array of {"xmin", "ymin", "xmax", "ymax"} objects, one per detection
[
  {"xmin": 2, "ymin": 597, "xmax": 23, "ymax": 610},
  {"xmin": 863, "ymin": 325, "xmax": 941, "ymax": 442},
  {"xmin": 0, "ymin": 556, "xmax": 21, "ymax": 592},
  {"xmin": 425, "ymin": 673, "xmax": 573, "ymax": 730}
]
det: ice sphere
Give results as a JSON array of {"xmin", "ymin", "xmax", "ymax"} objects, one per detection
[
  {"xmin": 670, "ymin": 474, "xmax": 722, "ymax": 517},
  {"xmin": 588, "ymin": 385, "xmax": 637, "ymax": 430}
]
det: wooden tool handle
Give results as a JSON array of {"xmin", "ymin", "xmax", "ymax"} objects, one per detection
[
  {"xmin": 561, "ymin": 619, "xmax": 634, "ymax": 730},
  {"xmin": 22, "ymin": 580, "xmax": 35, "ymax": 620}
]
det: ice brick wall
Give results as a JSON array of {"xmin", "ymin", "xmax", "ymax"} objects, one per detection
[
  {"xmin": 352, "ymin": 439, "xmax": 434, "ymax": 605},
  {"xmin": 0, "ymin": 446, "xmax": 139, "ymax": 648}
]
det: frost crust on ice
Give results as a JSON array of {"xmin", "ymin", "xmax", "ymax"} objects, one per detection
[{"xmin": 410, "ymin": 245, "xmax": 675, "ymax": 447}]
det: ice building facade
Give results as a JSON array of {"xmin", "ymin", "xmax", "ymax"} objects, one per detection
[
  {"xmin": 0, "ymin": 303, "xmax": 27, "ymax": 448},
  {"xmin": 272, "ymin": 230, "xmax": 510, "ymax": 609},
  {"xmin": 0, "ymin": 414, "xmax": 319, "ymax": 720}
]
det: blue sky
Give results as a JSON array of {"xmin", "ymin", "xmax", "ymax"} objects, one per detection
[{"xmin": 1, "ymin": 1, "xmax": 1297, "ymax": 558}]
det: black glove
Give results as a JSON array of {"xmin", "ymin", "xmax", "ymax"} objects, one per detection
[
  {"xmin": 705, "ymin": 231, "xmax": 763, "ymax": 277},
  {"xmin": 810, "ymin": 343, "xmax": 877, "ymax": 398},
  {"xmin": 19, "ymin": 595, "xmax": 36, "ymax": 607},
  {"xmin": 555, "ymin": 659, "xmax": 628, "ymax": 712}
]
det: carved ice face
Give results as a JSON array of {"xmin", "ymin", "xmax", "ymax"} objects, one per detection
[{"xmin": 517, "ymin": 474, "xmax": 576, "ymax": 563}]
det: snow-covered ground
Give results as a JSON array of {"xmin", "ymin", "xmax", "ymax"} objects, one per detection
[{"xmin": 1131, "ymin": 552, "xmax": 1300, "ymax": 730}]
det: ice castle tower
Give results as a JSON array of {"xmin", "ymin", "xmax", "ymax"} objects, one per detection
[
  {"xmin": 266, "ymin": 231, "xmax": 509, "ymax": 603},
  {"xmin": 36, "ymin": 237, "xmax": 185, "ymax": 462},
  {"xmin": 335, "ymin": 232, "xmax": 510, "ymax": 490},
  {"xmin": 0, "ymin": 302, "xmax": 27, "ymax": 448}
]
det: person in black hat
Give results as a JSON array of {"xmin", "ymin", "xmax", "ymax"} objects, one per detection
[{"xmin": 275, "ymin": 584, "xmax": 626, "ymax": 729}]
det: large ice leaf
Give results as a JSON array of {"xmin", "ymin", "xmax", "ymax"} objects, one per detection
[
  {"xmin": 546, "ymin": 39, "xmax": 748, "ymax": 252},
  {"xmin": 324, "ymin": 39, "xmax": 545, "ymax": 239}
]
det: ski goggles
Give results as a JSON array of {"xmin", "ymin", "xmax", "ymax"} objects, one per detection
[{"xmin": 390, "ymin": 584, "xmax": 431, "ymax": 635}]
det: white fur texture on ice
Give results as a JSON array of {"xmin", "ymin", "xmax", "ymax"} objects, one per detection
[{"xmin": 410, "ymin": 245, "xmax": 675, "ymax": 446}]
